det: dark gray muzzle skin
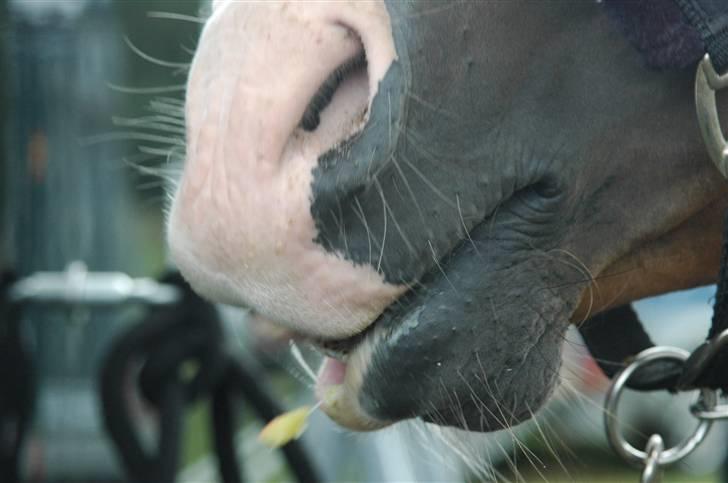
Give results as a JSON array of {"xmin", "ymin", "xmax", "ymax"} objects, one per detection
[{"xmin": 309, "ymin": 0, "xmax": 718, "ymax": 430}]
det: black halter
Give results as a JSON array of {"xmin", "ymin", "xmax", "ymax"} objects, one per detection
[{"xmin": 580, "ymin": 0, "xmax": 728, "ymax": 392}]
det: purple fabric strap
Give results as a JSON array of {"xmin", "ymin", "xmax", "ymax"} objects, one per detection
[
  {"xmin": 673, "ymin": 0, "xmax": 728, "ymax": 73},
  {"xmin": 603, "ymin": 0, "xmax": 705, "ymax": 70}
]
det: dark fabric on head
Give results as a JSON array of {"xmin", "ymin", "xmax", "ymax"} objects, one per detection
[
  {"xmin": 674, "ymin": 0, "xmax": 728, "ymax": 73},
  {"xmin": 603, "ymin": 0, "xmax": 705, "ymax": 70}
]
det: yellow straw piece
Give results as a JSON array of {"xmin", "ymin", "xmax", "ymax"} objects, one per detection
[{"xmin": 258, "ymin": 406, "xmax": 311, "ymax": 449}]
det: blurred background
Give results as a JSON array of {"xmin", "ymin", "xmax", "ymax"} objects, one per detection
[{"xmin": 0, "ymin": 1, "xmax": 725, "ymax": 482}]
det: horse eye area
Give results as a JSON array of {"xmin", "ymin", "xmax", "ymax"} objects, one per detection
[{"xmin": 299, "ymin": 46, "xmax": 369, "ymax": 133}]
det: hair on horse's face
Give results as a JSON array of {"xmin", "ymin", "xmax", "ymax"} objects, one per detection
[{"xmin": 603, "ymin": 0, "xmax": 704, "ymax": 69}]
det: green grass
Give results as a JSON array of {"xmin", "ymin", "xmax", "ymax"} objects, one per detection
[
  {"xmin": 182, "ymin": 400, "xmax": 213, "ymax": 468},
  {"xmin": 493, "ymin": 448, "xmax": 720, "ymax": 483}
]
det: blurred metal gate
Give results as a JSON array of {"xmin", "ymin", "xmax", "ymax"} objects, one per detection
[{"xmin": 2, "ymin": 1, "xmax": 148, "ymax": 480}]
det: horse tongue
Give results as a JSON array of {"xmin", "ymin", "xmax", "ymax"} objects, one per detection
[{"xmin": 317, "ymin": 357, "xmax": 347, "ymax": 387}]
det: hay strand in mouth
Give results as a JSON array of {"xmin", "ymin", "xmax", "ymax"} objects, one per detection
[
  {"xmin": 258, "ymin": 406, "xmax": 311, "ymax": 448},
  {"xmin": 258, "ymin": 401, "xmax": 323, "ymax": 449}
]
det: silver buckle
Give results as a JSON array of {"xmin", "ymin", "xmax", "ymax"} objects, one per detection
[{"xmin": 695, "ymin": 54, "xmax": 728, "ymax": 178}]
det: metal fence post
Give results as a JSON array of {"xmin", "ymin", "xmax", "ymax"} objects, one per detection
[{"xmin": 2, "ymin": 1, "xmax": 148, "ymax": 480}]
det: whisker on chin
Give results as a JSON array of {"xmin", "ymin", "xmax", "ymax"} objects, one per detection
[{"xmin": 526, "ymin": 403, "xmax": 571, "ymax": 478}]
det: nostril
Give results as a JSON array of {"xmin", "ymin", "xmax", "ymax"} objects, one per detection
[{"xmin": 299, "ymin": 48, "xmax": 368, "ymax": 132}]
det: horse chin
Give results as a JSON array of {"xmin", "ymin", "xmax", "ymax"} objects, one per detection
[
  {"xmin": 310, "ymin": 213, "xmax": 572, "ymax": 432},
  {"xmin": 313, "ymin": 300, "xmax": 564, "ymax": 432}
]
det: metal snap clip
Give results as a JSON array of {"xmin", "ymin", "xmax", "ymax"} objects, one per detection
[
  {"xmin": 695, "ymin": 54, "xmax": 728, "ymax": 178},
  {"xmin": 640, "ymin": 434, "xmax": 664, "ymax": 483}
]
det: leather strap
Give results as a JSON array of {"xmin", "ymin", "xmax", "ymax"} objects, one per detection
[{"xmin": 579, "ymin": 305, "xmax": 684, "ymax": 391}]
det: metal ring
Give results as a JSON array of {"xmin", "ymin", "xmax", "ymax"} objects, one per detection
[
  {"xmin": 695, "ymin": 54, "xmax": 728, "ymax": 178},
  {"xmin": 604, "ymin": 346, "xmax": 717, "ymax": 467}
]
